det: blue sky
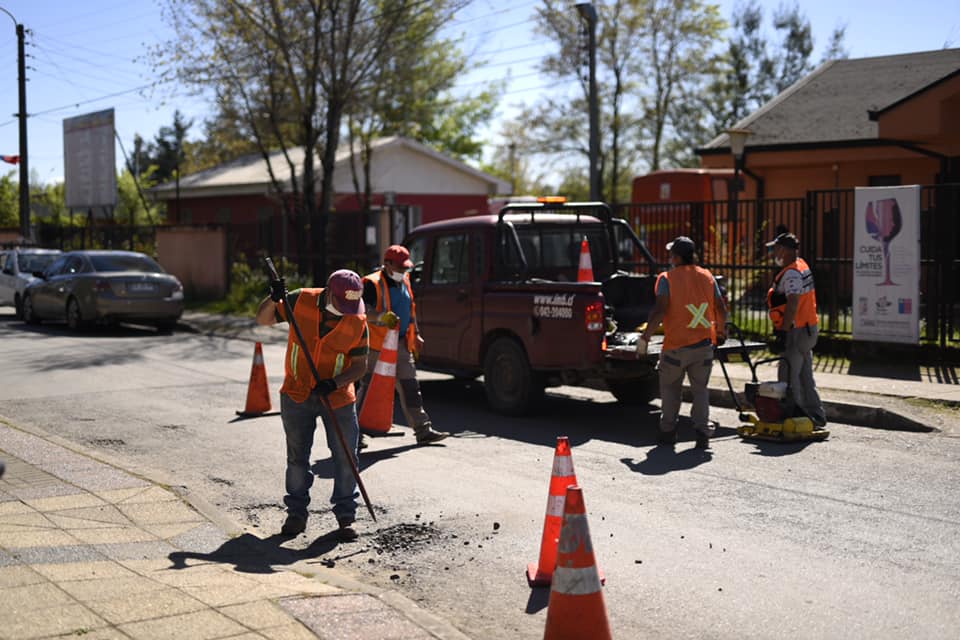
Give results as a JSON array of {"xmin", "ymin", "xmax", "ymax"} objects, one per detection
[{"xmin": 0, "ymin": 0, "xmax": 956, "ymax": 186}]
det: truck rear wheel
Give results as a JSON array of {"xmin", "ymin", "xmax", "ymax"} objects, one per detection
[
  {"xmin": 483, "ymin": 338, "xmax": 544, "ymax": 415},
  {"xmin": 606, "ymin": 377, "xmax": 659, "ymax": 405}
]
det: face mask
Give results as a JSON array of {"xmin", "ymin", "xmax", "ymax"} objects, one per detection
[
  {"xmin": 325, "ymin": 302, "xmax": 342, "ymax": 316},
  {"xmin": 388, "ymin": 270, "xmax": 405, "ymax": 283}
]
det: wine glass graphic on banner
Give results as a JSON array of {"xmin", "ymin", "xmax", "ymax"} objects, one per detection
[{"xmin": 865, "ymin": 198, "xmax": 902, "ymax": 286}]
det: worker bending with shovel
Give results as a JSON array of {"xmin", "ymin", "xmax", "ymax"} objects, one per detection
[{"xmin": 256, "ymin": 269, "xmax": 369, "ymax": 541}]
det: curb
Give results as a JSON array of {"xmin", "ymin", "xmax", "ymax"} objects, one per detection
[
  {"xmin": 699, "ymin": 386, "xmax": 937, "ymax": 433},
  {"xmin": 0, "ymin": 416, "xmax": 472, "ymax": 640}
]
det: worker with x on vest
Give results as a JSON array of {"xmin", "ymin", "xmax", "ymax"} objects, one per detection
[{"xmin": 641, "ymin": 236, "xmax": 728, "ymax": 449}]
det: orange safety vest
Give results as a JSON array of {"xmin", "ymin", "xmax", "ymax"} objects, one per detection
[
  {"xmin": 659, "ymin": 265, "xmax": 719, "ymax": 351},
  {"xmin": 363, "ymin": 269, "xmax": 419, "ymax": 353},
  {"xmin": 278, "ymin": 288, "xmax": 368, "ymax": 408},
  {"xmin": 767, "ymin": 258, "xmax": 818, "ymax": 330}
]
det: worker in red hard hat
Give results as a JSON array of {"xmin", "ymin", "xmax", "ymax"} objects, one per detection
[{"xmin": 359, "ymin": 244, "xmax": 449, "ymax": 447}]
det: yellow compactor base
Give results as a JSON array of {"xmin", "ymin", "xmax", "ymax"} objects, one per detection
[{"xmin": 736, "ymin": 414, "xmax": 830, "ymax": 442}]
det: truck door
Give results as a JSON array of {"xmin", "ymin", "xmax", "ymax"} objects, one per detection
[{"xmin": 413, "ymin": 232, "xmax": 478, "ymax": 366}]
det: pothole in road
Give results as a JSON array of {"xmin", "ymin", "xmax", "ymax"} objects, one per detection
[{"xmin": 369, "ymin": 523, "xmax": 444, "ymax": 555}]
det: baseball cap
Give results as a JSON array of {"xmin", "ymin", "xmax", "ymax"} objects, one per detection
[
  {"xmin": 326, "ymin": 269, "xmax": 365, "ymax": 315},
  {"xmin": 384, "ymin": 244, "xmax": 413, "ymax": 269},
  {"xmin": 765, "ymin": 232, "xmax": 799, "ymax": 249},
  {"xmin": 665, "ymin": 236, "xmax": 696, "ymax": 258}
]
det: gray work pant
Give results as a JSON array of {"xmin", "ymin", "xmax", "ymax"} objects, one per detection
[
  {"xmin": 360, "ymin": 342, "xmax": 431, "ymax": 430},
  {"xmin": 779, "ymin": 325, "xmax": 826, "ymax": 425},
  {"xmin": 658, "ymin": 342, "xmax": 715, "ymax": 435}
]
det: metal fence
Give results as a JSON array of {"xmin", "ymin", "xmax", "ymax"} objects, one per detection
[{"xmin": 616, "ymin": 183, "xmax": 960, "ymax": 349}]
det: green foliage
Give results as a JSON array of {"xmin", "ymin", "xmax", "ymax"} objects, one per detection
[
  {"xmin": 116, "ymin": 167, "xmax": 164, "ymax": 225},
  {"xmin": 205, "ymin": 257, "xmax": 308, "ymax": 316},
  {"xmin": 0, "ymin": 171, "xmax": 17, "ymax": 227}
]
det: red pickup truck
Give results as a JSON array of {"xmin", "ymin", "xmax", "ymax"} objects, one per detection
[{"xmin": 403, "ymin": 200, "xmax": 683, "ymax": 415}]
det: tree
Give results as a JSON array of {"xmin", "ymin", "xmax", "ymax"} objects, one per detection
[
  {"xmin": 129, "ymin": 111, "xmax": 194, "ymax": 184},
  {"xmin": 154, "ymin": 0, "xmax": 419, "ymax": 283},
  {"xmin": 502, "ymin": 0, "xmax": 724, "ymax": 201},
  {"xmin": 0, "ymin": 171, "xmax": 17, "ymax": 227},
  {"xmin": 344, "ymin": 1, "xmax": 498, "ymax": 213},
  {"xmin": 705, "ymin": 1, "xmax": 847, "ymax": 136}
]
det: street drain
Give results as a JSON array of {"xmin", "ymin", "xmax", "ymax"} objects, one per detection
[{"xmin": 88, "ymin": 438, "xmax": 125, "ymax": 447}]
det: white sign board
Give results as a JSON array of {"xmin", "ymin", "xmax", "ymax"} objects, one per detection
[
  {"xmin": 63, "ymin": 109, "xmax": 117, "ymax": 209},
  {"xmin": 852, "ymin": 185, "xmax": 921, "ymax": 343}
]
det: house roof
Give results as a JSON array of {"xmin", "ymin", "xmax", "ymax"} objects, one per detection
[
  {"xmin": 700, "ymin": 48, "xmax": 960, "ymax": 154},
  {"xmin": 151, "ymin": 136, "xmax": 511, "ymax": 199}
]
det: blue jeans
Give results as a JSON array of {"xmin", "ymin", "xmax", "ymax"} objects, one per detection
[{"xmin": 280, "ymin": 393, "xmax": 359, "ymax": 523}]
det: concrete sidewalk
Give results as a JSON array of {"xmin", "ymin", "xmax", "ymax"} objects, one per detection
[{"xmin": 0, "ymin": 420, "xmax": 471, "ymax": 640}]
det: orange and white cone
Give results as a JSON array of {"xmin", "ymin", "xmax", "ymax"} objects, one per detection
[
  {"xmin": 359, "ymin": 327, "xmax": 399, "ymax": 434},
  {"xmin": 236, "ymin": 341, "xmax": 271, "ymax": 417},
  {"xmin": 542, "ymin": 485, "xmax": 612, "ymax": 640},
  {"xmin": 527, "ymin": 436, "xmax": 578, "ymax": 587},
  {"xmin": 577, "ymin": 237, "xmax": 594, "ymax": 282}
]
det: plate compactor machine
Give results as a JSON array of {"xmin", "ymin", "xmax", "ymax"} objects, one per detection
[{"xmin": 717, "ymin": 326, "xmax": 829, "ymax": 443}]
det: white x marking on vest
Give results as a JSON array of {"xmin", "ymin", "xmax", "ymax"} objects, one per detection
[{"xmin": 685, "ymin": 303, "xmax": 711, "ymax": 329}]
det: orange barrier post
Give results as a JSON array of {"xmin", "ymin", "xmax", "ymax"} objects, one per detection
[
  {"xmin": 577, "ymin": 237, "xmax": 594, "ymax": 282},
  {"xmin": 527, "ymin": 436, "xmax": 578, "ymax": 587},
  {"xmin": 542, "ymin": 485, "xmax": 611, "ymax": 640},
  {"xmin": 236, "ymin": 341, "xmax": 271, "ymax": 417},
  {"xmin": 359, "ymin": 327, "xmax": 399, "ymax": 434}
]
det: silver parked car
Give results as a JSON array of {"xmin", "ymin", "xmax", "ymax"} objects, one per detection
[
  {"xmin": 22, "ymin": 250, "xmax": 184, "ymax": 332},
  {"xmin": 0, "ymin": 248, "xmax": 62, "ymax": 319}
]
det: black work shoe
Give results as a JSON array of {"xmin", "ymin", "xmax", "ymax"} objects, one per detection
[
  {"xmin": 358, "ymin": 434, "xmax": 368, "ymax": 450},
  {"xmin": 280, "ymin": 513, "xmax": 307, "ymax": 536},
  {"xmin": 415, "ymin": 425, "xmax": 450, "ymax": 445},
  {"xmin": 656, "ymin": 430, "xmax": 677, "ymax": 446},
  {"xmin": 337, "ymin": 519, "xmax": 359, "ymax": 542},
  {"xmin": 695, "ymin": 432, "xmax": 710, "ymax": 449}
]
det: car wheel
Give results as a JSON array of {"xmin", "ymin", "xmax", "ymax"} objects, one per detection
[
  {"xmin": 22, "ymin": 295, "xmax": 39, "ymax": 325},
  {"xmin": 605, "ymin": 377, "xmax": 659, "ymax": 405},
  {"xmin": 482, "ymin": 337, "xmax": 544, "ymax": 415},
  {"xmin": 14, "ymin": 293, "xmax": 22, "ymax": 320},
  {"xmin": 66, "ymin": 297, "xmax": 85, "ymax": 331}
]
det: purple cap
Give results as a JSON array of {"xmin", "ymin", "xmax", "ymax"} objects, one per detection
[{"xmin": 327, "ymin": 269, "xmax": 365, "ymax": 315}]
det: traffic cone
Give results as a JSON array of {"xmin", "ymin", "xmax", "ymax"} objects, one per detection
[
  {"xmin": 577, "ymin": 237, "xmax": 594, "ymax": 282},
  {"xmin": 542, "ymin": 485, "xmax": 611, "ymax": 640},
  {"xmin": 359, "ymin": 327, "xmax": 399, "ymax": 434},
  {"xmin": 527, "ymin": 436, "xmax": 578, "ymax": 587},
  {"xmin": 236, "ymin": 342, "xmax": 271, "ymax": 417}
]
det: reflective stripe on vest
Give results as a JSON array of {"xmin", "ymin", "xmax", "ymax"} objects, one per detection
[
  {"xmin": 660, "ymin": 266, "xmax": 718, "ymax": 351},
  {"xmin": 364, "ymin": 270, "xmax": 418, "ymax": 352},
  {"xmin": 280, "ymin": 288, "xmax": 366, "ymax": 407},
  {"xmin": 767, "ymin": 258, "xmax": 818, "ymax": 330}
]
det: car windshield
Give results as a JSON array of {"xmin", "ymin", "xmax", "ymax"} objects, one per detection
[
  {"xmin": 18, "ymin": 253, "xmax": 60, "ymax": 273},
  {"xmin": 88, "ymin": 254, "xmax": 165, "ymax": 273}
]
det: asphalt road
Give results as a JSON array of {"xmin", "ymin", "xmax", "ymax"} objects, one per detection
[{"xmin": 1, "ymin": 310, "xmax": 959, "ymax": 639}]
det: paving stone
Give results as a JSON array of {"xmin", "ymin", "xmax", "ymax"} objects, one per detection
[
  {"xmin": 117, "ymin": 500, "xmax": 205, "ymax": 525},
  {"xmin": 0, "ymin": 581, "xmax": 76, "ymax": 614},
  {"xmin": 259, "ymin": 622, "xmax": 319, "ymax": 640},
  {"xmin": 58, "ymin": 574, "xmax": 168, "ymax": 603},
  {"xmin": 0, "ymin": 528, "xmax": 81, "ymax": 548},
  {"xmin": 92, "ymin": 539, "xmax": 178, "ymax": 562},
  {"xmin": 6, "ymin": 543, "xmax": 108, "ymax": 565},
  {"xmin": 24, "ymin": 493, "xmax": 107, "ymax": 512},
  {"xmin": 85, "ymin": 586, "xmax": 207, "ymax": 624},
  {"xmin": 2, "ymin": 602, "xmax": 108, "ymax": 639},
  {"xmin": 119, "ymin": 608, "xmax": 247, "ymax": 640},
  {"xmin": 280, "ymin": 594, "xmax": 432, "ymax": 640},
  {"xmin": 168, "ymin": 521, "xmax": 233, "ymax": 553},
  {"xmin": 54, "ymin": 504, "xmax": 134, "ymax": 526},
  {"xmin": 0, "ymin": 564, "xmax": 45, "ymax": 588},
  {"xmin": 29, "ymin": 559, "xmax": 137, "ymax": 582},
  {"xmin": 70, "ymin": 525, "xmax": 161, "ymax": 545},
  {"xmin": 219, "ymin": 599, "xmax": 299, "ymax": 630}
]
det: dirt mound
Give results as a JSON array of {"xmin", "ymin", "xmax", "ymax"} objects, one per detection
[{"xmin": 370, "ymin": 522, "xmax": 443, "ymax": 554}]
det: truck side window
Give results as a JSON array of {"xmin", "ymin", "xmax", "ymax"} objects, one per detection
[
  {"xmin": 407, "ymin": 236, "xmax": 428, "ymax": 285},
  {"xmin": 431, "ymin": 234, "xmax": 468, "ymax": 285}
]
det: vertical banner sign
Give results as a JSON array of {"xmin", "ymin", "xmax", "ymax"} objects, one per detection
[
  {"xmin": 852, "ymin": 185, "xmax": 921, "ymax": 343},
  {"xmin": 63, "ymin": 109, "xmax": 117, "ymax": 209}
]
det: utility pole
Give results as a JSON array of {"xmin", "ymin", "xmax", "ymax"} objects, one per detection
[
  {"xmin": 575, "ymin": 3, "xmax": 600, "ymax": 202},
  {"xmin": 1, "ymin": 8, "xmax": 29, "ymax": 240}
]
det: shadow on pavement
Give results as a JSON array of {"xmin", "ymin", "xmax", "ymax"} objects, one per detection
[
  {"xmin": 620, "ymin": 442, "xmax": 713, "ymax": 475},
  {"xmin": 741, "ymin": 438, "xmax": 819, "ymax": 457},
  {"xmin": 168, "ymin": 530, "xmax": 345, "ymax": 574}
]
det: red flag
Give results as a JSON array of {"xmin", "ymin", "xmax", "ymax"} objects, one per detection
[{"xmin": 1, "ymin": 155, "xmax": 18, "ymax": 165}]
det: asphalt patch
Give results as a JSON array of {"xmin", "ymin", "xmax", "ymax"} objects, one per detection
[{"xmin": 369, "ymin": 522, "xmax": 443, "ymax": 555}]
